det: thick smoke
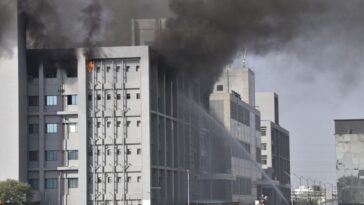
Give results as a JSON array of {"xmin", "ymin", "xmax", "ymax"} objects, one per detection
[
  {"xmin": 0, "ymin": 0, "xmax": 17, "ymax": 58},
  {"xmin": 155, "ymin": 0, "xmax": 364, "ymax": 93},
  {"xmin": 2, "ymin": 0, "xmax": 364, "ymax": 92}
]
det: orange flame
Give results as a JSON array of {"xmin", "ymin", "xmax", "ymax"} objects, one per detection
[{"xmin": 87, "ymin": 61, "xmax": 94, "ymax": 73}]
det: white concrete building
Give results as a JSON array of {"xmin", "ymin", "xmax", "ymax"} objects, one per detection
[
  {"xmin": 256, "ymin": 92, "xmax": 291, "ymax": 204},
  {"xmin": 209, "ymin": 66, "xmax": 262, "ymax": 205}
]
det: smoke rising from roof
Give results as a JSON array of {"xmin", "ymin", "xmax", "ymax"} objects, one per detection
[
  {"xmin": 0, "ymin": 0, "xmax": 17, "ymax": 58},
  {"xmin": 1, "ymin": 0, "xmax": 364, "ymax": 92}
]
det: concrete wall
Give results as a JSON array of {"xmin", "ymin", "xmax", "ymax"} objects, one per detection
[{"xmin": 256, "ymin": 92, "xmax": 279, "ymax": 124}]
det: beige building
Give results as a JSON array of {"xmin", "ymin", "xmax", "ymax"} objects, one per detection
[{"xmin": 209, "ymin": 65, "xmax": 262, "ymax": 205}]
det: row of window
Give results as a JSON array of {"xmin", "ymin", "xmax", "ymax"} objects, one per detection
[
  {"xmin": 88, "ymin": 148, "xmax": 141, "ymax": 156},
  {"xmin": 29, "ymin": 95, "xmax": 78, "ymax": 107},
  {"xmin": 88, "ymin": 93, "xmax": 140, "ymax": 101},
  {"xmin": 29, "ymin": 150, "xmax": 78, "ymax": 161},
  {"xmin": 28, "ymin": 178, "xmax": 78, "ymax": 189},
  {"xmin": 93, "ymin": 120, "xmax": 141, "ymax": 128},
  {"xmin": 91, "ymin": 175, "xmax": 141, "ymax": 184},
  {"xmin": 95, "ymin": 64, "xmax": 140, "ymax": 73},
  {"xmin": 29, "ymin": 123, "xmax": 78, "ymax": 134}
]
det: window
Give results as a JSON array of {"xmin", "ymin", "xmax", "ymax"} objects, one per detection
[
  {"xmin": 262, "ymin": 143, "xmax": 267, "ymax": 150},
  {"xmin": 68, "ymin": 178, "xmax": 78, "ymax": 188},
  {"xmin": 46, "ymin": 123, "xmax": 58, "ymax": 133},
  {"xmin": 107, "ymin": 177, "xmax": 112, "ymax": 183},
  {"xmin": 96, "ymin": 67, "xmax": 100, "ymax": 73},
  {"xmin": 117, "ymin": 121, "xmax": 121, "ymax": 127},
  {"xmin": 137, "ymin": 121, "xmax": 141, "ymax": 127},
  {"xmin": 117, "ymin": 177, "xmax": 122, "ymax": 183},
  {"xmin": 107, "ymin": 94, "xmax": 111, "ymax": 100},
  {"xmin": 106, "ymin": 66, "xmax": 111, "ymax": 72},
  {"xmin": 137, "ymin": 176, "xmax": 141, "ymax": 183},
  {"xmin": 97, "ymin": 177, "xmax": 102, "ymax": 183},
  {"xmin": 117, "ymin": 149, "xmax": 121, "ymax": 155},
  {"xmin": 29, "ymin": 151, "xmax": 38, "ymax": 161},
  {"xmin": 97, "ymin": 122, "xmax": 101, "ymax": 128},
  {"xmin": 28, "ymin": 96, "xmax": 39, "ymax": 106},
  {"xmin": 68, "ymin": 150, "xmax": 78, "ymax": 160},
  {"xmin": 261, "ymin": 155, "xmax": 267, "ymax": 165},
  {"xmin": 45, "ymin": 178, "xmax": 58, "ymax": 189},
  {"xmin": 106, "ymin": 149, "xmax": 111, "ymax": 155},
  {"xmin": 67, "ymin": 95, "xmax": 78, "ymax": 105},
  {"xmin": 137, "ymin": 149, "xmax": 141, "ymax": 155},
  {"xmin": 28, "ymin": 179, "xmax": 39, "ymax": 189},
  {"xmin": 126, "ymin": 93, "xmax": 131, "ymax": 99},
  {"xmin": 127, "ymin": 121, "xmax": 131, "ymax": 127},
  {"xmin": 136, "ymin": 65, "xmax": 140, "ymax": 72},
  {"xmin": 97, "ymin": 94, "xmax": 101, "ymax": 100},
  {"xmin": 136, "ymin": 93, "xmax": 140, "ymax": 99},
  {"xmin": 126, "ymin": 65, "xmax": 130, "ymax": 72},
  {"xmin": 216, "ymin": 85, "xmax": 223, "ymax": 91},
  {"xmin": 69, "ymin": 123, "xmax": 78, "ymax": 133},
  {"xmin": 117, "ymin": 94, "xmax": 121, "ymax": 100},
  {"xmin": 127, "ymin": 149, "xmax": 131, "ymax": 155},
  {"xmin": 261, "ymin": 127, "xmax": 267, "ymax": 136},
  {"xmin": 116, "ymin": 66, "xmax": 120, "ymax": 72},
  {"xmin": 29, "ymin": 124, "xmax": 39, "ymax": 134},
  {"xmin": 107, "ymin": 121, "xmax": 111, "ymax": 128},
  {"xmin": 46, "ymin": 96, "xmax": 58, "ymax": 106},
  {"xmin": 88, "ymin": 94, "xmax": 92, "ymax": 101},
  {"xmin": 127, "ymin": 176, "xmax": 131, "ymax": 182},
  {"xmin": 45, "ymin": 151, "xmax": 58, "ymax": 161}
]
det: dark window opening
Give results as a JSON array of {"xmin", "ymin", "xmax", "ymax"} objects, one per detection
[
  {"xmin": 44, "ymin": 61, "xmax": 57, "ymax": 78},
  {"xmin": 67, "ymin": 95, "xmax": 78, "ymax": 105},
  {"xmin": 217, "ymin": 85, "xmax": 223, "ymax": 91},
  {"xmin": 28, "ymin": 96, "xmax": 39, "ymax": 106}
]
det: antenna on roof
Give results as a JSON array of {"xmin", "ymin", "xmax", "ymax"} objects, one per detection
[{"xmin": 242, "ymin": 48, "xmax": 247, "ymax": 68}]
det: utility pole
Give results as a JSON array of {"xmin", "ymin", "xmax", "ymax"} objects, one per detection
[{"xmin": 187, "ymin": 169, "xmax": 190, "ymax": 205}]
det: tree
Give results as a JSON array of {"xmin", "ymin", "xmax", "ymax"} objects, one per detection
[{"xmin": 0, "ymin": 179, "xmax": 32, "ymax": 205}]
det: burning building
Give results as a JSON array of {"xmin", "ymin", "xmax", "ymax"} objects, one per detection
[{"xmin": 0, "ymin": 1, "xmax": 263, "ymax": 205}]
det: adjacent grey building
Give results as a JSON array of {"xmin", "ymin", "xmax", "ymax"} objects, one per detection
[
  {"xmin": 209, "ymin": 66, "xmax": 262, "ymax": 205},
  {"xmin": 256, "ymin": 92, "xmax": 291, "ymax": 205},
  {"xmin": 335, "ymin": 119, "xmax": 364, "ymax": 205}
]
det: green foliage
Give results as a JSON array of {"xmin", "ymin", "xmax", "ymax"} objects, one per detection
[{"xmin": 0, "ymin": 179, "xmax": 33, "ymax": 205}]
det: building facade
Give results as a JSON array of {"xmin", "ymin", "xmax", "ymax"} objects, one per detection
[
  {"xmin": 335, "ymin": 119, "xmax": 364, "ymax": 205},
  {"xmin": 256, "ymin": 92, "xmax": 291, "ymax": 204},
  {"xmin": 209, "ymin": 66, "xmax": 262, "ymax": 205}
]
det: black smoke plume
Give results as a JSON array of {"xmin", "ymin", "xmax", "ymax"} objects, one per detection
[
  {"xmin": 0, "ymin": 0, "xmax": 17, "ymax": 58},
  {"xmin": 2, "ymin": 0, "xmax": 364, "ymax": 93}
]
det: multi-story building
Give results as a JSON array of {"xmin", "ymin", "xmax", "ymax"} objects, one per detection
[
  {"xmin": 335, "ymin": 119, "xmax": 364, "ymax": 205},
  {"xmin": 209, "ymin": 66, "xmax": 262, "ymax": 205},
  {"xmin": 1, "ymin": 5, "xmax": 263, "ymax": 204},
  {"xmin": 256, "ymin": 92, "xmax": 291, "ymax": 204},
  {"xmin": 24, "ymin": 46, "xmax": 234, "ymax": 205}
]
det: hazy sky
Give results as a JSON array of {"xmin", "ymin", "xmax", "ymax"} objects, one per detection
[{"xmin": 233, "ymin": 50, "xmax": 364, "ymax": 189}]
